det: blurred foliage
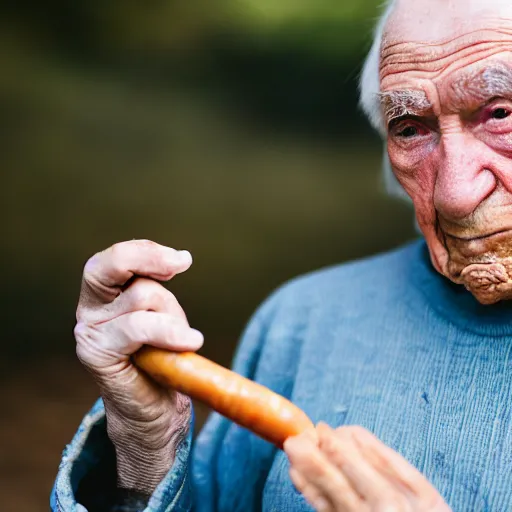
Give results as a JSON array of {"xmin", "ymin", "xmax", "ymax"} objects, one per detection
[
  {"xmin": 239, "ymin": 0, "xmax": 378, "ymax": 21},
  {"xmin": 1, "ymin": 0, "xmax": 387, "ymax": 137},
  {"xmin": 1, "ymin": 5, "xmax": 420, "ymax": 509},
  {"xmin": 0, "ymin": 0, "xmax": 416, "ymax": 373},
  {"xmin": 2, "ymin": 0, "xmax": 382, "ymax": 57}
]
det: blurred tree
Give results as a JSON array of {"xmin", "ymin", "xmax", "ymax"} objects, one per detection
[
  {"xmin": 0, "ymin": 0, "xmax": 382, "ymax": 59},
  {"xmin": 0, "ymin": 0, "xmax": 404, "ymax": 369}
]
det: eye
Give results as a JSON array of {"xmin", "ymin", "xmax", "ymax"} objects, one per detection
[
  {"xmin": 491, "ymin": 107, "xmax": 511, "ymax": 120},
  {"xmin": 389, "ymin": 116, "xmax": 432, "ymax": 142},
  {"xmin": 397, "ymin": 126, "xmax": 419, "ymax": 138}
]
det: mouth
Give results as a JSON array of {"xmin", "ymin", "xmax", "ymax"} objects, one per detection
[
  {"xmin": 444, "ymin": 228, "xmax": 512, "ymax": 243},
  {"xmin": 441, "ymin": 227, "xmax": 512, "ymax": 263},
  {"xmin": 437, "ymin": 225, "xmax": 512, "ymax": 303}
]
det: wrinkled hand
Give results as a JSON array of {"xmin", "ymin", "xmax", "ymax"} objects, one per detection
[
  {"xmin": 284, "ymin": 423, "xmax": 450, "ymax": 512},
  {"xmin": 74, "ymin": 239, "xmax": 204, "ymax": 492}
]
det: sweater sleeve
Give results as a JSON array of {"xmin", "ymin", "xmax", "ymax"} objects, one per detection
[
  {"xmin": 50, "ymin": 397, "xmax": 195, "ymax": 512},
  {"xmin": 50, "ymin": 300, "xmax": 274, "ymax": 512}
]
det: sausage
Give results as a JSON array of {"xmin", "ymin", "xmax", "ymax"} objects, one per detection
[{"xmin": 133, "ymin": 346, "xmax": 314, "ymax": 448}]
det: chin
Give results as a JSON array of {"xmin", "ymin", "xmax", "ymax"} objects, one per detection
[
  {"xmin": 437, "ymin": 229, "xmax": 512, "ymax": 305},
  {"xmin": 457, "ymin": 263, "xmax": 512, "ymax": 304}
]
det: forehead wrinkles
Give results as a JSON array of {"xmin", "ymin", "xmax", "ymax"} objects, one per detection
[{"xmin": 379, "ymin": 27, "xmax": 512, "ymax": 78}]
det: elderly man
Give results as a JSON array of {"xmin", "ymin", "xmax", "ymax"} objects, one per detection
[{"xmin": 52, "ymin": 0, "xmax": 512, "ymax": 510}]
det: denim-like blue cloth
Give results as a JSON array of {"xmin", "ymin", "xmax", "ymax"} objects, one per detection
[{"xmin": 52, "ymin": 239, "xmax": 512, "ymax": 511}]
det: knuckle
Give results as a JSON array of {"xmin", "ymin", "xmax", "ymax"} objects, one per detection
[
  {"xmin": 109, "ymin": 242, "xmax": 127, "ymax": 270},
  {"xmin": 322, "ymin": 435, "xmax": 342, "ymax": 459},
  {"xmin": 129, "ymin": 278, "xmax": 184, "ymax": 316},
  {"xmin": 334, "ymin": 426, "xmax": 353, "ymax": 441},
  {"xmin": 83, "ymin": 253, "xmax": 101, "ymax": 281},
  {"xmin": 336, "ymin": 425, "xmax": 369, "ymax": 445},
  {"xmin": 126, "ymin": 239, "xmax": 160, "ymax": 254},
  {"xmin": 130, "ymin": 278, "xmax": 161, "ymax": 306},
  {"xmin": 134, "ymin": 279, "xmax": 177, "ymax": 311},
  {"xmin": 73, "ymin": 321, "xmax": 87, "ymax": 343},
  {"xmin": 133, "ymin": 238, "xmax": 156, "ymax": 246}
]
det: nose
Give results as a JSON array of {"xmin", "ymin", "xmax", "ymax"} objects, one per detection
[{"xmin": 434, "ymin": 134, "xmax": 497, "ymax": 221}]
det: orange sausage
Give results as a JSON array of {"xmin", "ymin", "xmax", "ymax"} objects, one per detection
[{"xmin": 133, "ymin": 346, "xmax": 314, "ymax": 448}]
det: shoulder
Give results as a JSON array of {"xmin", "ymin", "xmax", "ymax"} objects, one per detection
[{"xmin": 256, "ymin": 239, "xmax": 423, "ymax": 322}]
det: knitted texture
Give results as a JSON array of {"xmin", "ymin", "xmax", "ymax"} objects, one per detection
[{"xmin": 53, "ymin": 239, "xmax": 512, "ymax": 511}]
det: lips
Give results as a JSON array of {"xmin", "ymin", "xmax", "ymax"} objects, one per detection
[
  {"xmin": 443, "ymin": 228, "xmax": 512, "ymax": 259},
  {"xmin": 437, "ymin": 222, "xmax": 512, "ymax": 303},
  {"xmin": 445, "ymin": 228, "xmax": 512, "ymax": 242}
]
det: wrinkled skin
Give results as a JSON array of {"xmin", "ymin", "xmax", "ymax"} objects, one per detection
[
  {"xmin": 283, "ymin": 1, "xmax": 512, "ymax": 510},
  {"xmin": 383, "ymin": 0, "xmax": 512, "ymax": 304},
  {"xmin": 74, "ymin": 239, "xmax": 204, "ymax": 492},
  {"xmin": 73, "ymin": 0, "xmax": 512, "ymax": 506}
]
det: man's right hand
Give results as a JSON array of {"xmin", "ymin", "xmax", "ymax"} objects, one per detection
[{"xmin": 74, "ymin": 239, "xmax": 204, "ymax": 494}]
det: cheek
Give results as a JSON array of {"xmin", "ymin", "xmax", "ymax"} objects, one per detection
[
  {"xmin": 388, "ymin": 144, "xmax": 450, "ymax": 273},
  {"xmin": 387, "ymin": 142, "xmax": 437, "ymax": 208}
]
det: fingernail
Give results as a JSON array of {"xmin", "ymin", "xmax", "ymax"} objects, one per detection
[
  {"xmin": 177, "ymin": 250, "xmax": 192, "ymax": 264},
  {"xmin": 163, "ymin": 248, "xmax": 192, "ymax": 266},
  {"xmin": 178, "ymin": 327, "xmax": 204, "ymax": 347}
]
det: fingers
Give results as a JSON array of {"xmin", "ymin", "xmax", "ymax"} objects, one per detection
[
  {"xmin": 76, "ymin": 310, "xmax": 204, "ymax": 369},
  {"xmin": 107, "ymin": 310, "xmax": 203, "ymax": 355},
  {"xmin": 79, "ymin": 240, "xmax": 192, "ymax": 308},
  {"xmin": 284, "ymin": 431, "xmax": 362, "ymax": 511},
  {"xmin": 81, "ymin": 277, "xmax": 188, "ymax": 324},
  {"xmin": 286, "ymin": 424, "xmax": 448, "ymax": 512},
  {"xmin": 322, "ymin": 425, "xmax": 446, "ymax": 510},
  {"xmin": 317, "ymin": 423, "xmax": 395, "ymax": 506},
  {"xmin": 289, "ymin": 467, "xmax": 333, "ymax": 512},
  {"xmin": 349, "ymin": 427, "xmax": 441, "ymax": 504},
  {"xmin": 75, "ymin": 244, "xmax": 203, "ymax": 374}
]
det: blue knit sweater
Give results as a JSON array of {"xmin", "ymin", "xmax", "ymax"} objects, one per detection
[{"xmin": 52, "ymin": 239, "xmax": 512, "ymax": 511}]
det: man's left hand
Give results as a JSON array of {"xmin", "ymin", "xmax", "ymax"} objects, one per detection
[{"xmin": 284, "ymin": 423, "xmax": 451, "ymax": 511}]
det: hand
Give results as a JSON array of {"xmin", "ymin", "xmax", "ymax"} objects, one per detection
[
  {"xmin": 284, "ymin": 423, "xmax": 450, "ymax": 512},
  {"xmin": 74, "ymin": 239, "xmax": 204, "ymax": 493}
]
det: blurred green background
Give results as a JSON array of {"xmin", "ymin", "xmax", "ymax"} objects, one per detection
[{"xmin": 1, "ymin": 1, "xmax": 417, "ymax": 509}]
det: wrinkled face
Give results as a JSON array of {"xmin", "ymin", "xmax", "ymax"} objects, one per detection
[{"xmin": 382, "ymin": 0, "xmax": 512, "ymax": 304}]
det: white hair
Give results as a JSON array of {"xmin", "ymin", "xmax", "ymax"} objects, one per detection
[{"xmin": 359, "ymin": 0, "xmax": 411, "ymax": 201}]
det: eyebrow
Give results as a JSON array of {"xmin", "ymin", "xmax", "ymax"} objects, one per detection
[
  {"xmin": 378, "ymin": 90, "xmax": 433, "ymax": 125},
  {"xmin": 451, "ymin": 62, "xmax": 512, "ymax": 109}
]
